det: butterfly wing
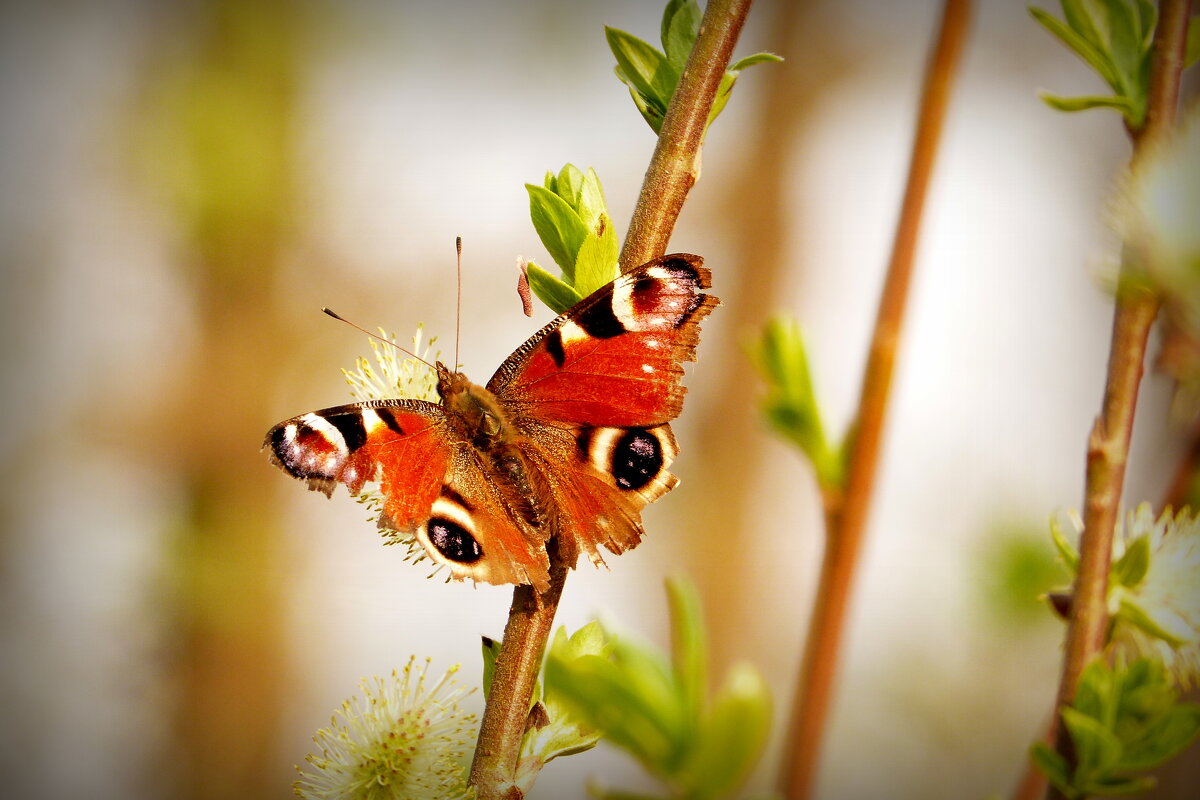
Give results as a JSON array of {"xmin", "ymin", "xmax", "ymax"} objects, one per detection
[
  {"xmin": 264, "ymin": 400, "xmax": 550, "ymax": 589},
  {"xmin": 487, "ymin": 254, "xmax": 717, "ymax": 567},
  {"xmin": 488, "ymin": 254, "xmax": 716, "ymax": 427}
]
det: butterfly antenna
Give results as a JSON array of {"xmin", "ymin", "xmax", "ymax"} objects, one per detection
[
  {"xmin": 454, "ymin": 236, "xmax": 463, "ymax": 373},
  {"xmin": 321, "ymin": 308, "xmax": 437, "ymax": 372}
]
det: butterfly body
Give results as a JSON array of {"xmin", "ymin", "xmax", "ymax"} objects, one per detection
[{"xmin": 266, "ymin": 254, "xmax": 716, "ymax": 591}]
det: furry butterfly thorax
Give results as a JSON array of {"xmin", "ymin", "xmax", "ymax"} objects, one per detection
[{"xmin": 265, "ymin": 253, "xmax": 717, "ymax": 591}]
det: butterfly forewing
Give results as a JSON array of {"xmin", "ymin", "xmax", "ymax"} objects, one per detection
[{"xmin": 486, "ymin": 254, "xmax": 716, "ymax": 427}]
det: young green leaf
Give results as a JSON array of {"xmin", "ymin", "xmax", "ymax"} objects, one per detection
[
  {"xmin": 662, "ymin": 0, "xmax": 702, "ymax": 69},
  {"xmin": 750, "ymin": 316, "xmax": 842, "ymax": 489},
  {"xmin": 1112, "ymin": 534, "xmax": 1150, "ymax": 587},
  {"xmin": 481, "ymin": 635, "xmax": 502, "ymax": 699},
  {"xmin": 524, "ymin": 261, "xmax": 583, "ymax": 314},
  {"xmin": 605, "ymin": 26, "xmax": 678, "ymax": 112},
  {"xmin": 572, "ymin": 214, "xmax": 620, "ymax": 298},
  {"xmin": 527, "ymin": 184, "xmax": 589, "ymax": 279},
  {"xmin": 666, "ymin": 575, "xmax": 707, "ymax": 734},
  {"xmin": 677, "ymin": 664, "xmax": 772, "ymax": 800}
]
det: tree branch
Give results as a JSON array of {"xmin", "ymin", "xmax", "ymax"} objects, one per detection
[
  {"xmin": 1045, "ymin": 2, "xmax": 1191, "ymax": 796},
  {"xmin": 468, "ymin": 2, "xmax": 756, "ymax": 796},
  {"xmin": 619, "ymin": 0, "xmax": 754, "ymax": 271},
  {"xmin": 780, "ymin": 2, "xmax": 971, "ymax": 797}
]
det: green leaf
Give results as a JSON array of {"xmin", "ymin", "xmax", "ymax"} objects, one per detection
[
  {"xmin": 661, "ymin": 0, "xmax": 701, "ymax": 69},
  {"xmin": 678, "ymin": 664, "xmax": 771, "ymax": 799},
  {"xmin": 1061, "ymin": 0, "xmax": 1104, "ymax": 47},
  {"xmin": 1049, "ymin": 515, "xmax": 1080, "ymax": 569},
  {"xmin": 1121, "ymin": 703, "xmax": 1200, "ymax": 770},
  {"xmin": 577, "ymin": 167, "xmax": 608, "ymax": 228},
  {"xmin": 729, "ymin": 52, "xmax": 784, "ymax": 72},
  {"xmin": 605, "ymin": 27, "xmax": 678, "ymax": 112},
  {"xmin": 481, "ymin": 635, "xmax": 502, "ymax": 699},
  {"xmin": 1030, "ymin": 5, "xmax": 1121, "ymax": 88},
  {"xmin": 573, "ymin": 213, "xmax": 620, "ymax": 298},
  {"xmin": 624, "ymin": 83, "xmax": 667, "ymax": 133},
  {"xmin": 666, "ymin": 576, "xmax": 707, "ymax": 733},
  {"xmin": 526, "ymin": 183, "xmax": 588, "ymax": 278},
  {"xmin": 1061, "ymin": 706, "xmax": 1123, "ymax": 778},
  {"xmin": 1037, "ymin": 91, "xmax": 1136, "ymax": 114},
  {"xmin": 1085, "ymin": 773, "xmax": 1157, "ymax": 795},
  {"xmin": 1112, "ymin": 534, "xmax": 1149, "ymax": 587},
  {"xmin": 750, "ymin": 317, "xmax": 840, "ymax": 488},
  {"xmin": 525, "ymin": 260, "xmax": 582, "ymax": 314},
  {"xmin": 1030, "ymin": 742, "xmax": 1075, "ymax": 796},
  {"xmin": 546, "ymin": 650, "xmax": 681, "ymax": 778},
  {"xmin": 554, "ymin": 163, "xmax": 586, "ymax": 215},
  {"xmin": 1186, "ymin": 16, "xmax": 1200, "ymax": 68},
  {"xmin": 1117, "ymin": 596, "xmax": 1189, "ymax": 647},
  {"xmin": 1102, "ymin": 0, "xmax": 1142, "ymax": 96}
]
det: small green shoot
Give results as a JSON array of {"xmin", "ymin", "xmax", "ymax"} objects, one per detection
[
  {"xmin": 749, "ymin": 316, "xmax": 843, "ymax": 491},
  {"xmin": 1031, "ymin": 657, "xmax": 1200, "ymax": 797},
  {"xmin": 1029, "ymin": 0, "xmax": 1199, "ymax": 130},
  {"xmin": 544, "ymin": 577, "xmax": 773, "ymax": 800},
  {"xmin": 605, "ymin": 0, "xmax": 780, "ymax": 135}
]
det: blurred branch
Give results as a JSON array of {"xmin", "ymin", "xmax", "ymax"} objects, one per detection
[
  {"xmin": 1160, "ymin": 417, "xmax": 1200, "ymax": 511},
  {"xmin": 1046, "ymin": 2, "xmax": 1192, "ymax": 796},
  {"xmin": 780, "ymin": 2, "xmax": 972, "ymax": 798},
  {"xmin": 468, "ymin": 2, "xmax": 756, "ymax": 797}
]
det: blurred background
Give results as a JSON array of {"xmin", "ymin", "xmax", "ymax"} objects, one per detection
[{"xmin": 1, "ymin": 0, "xmax": 1195, "ymax": 798}]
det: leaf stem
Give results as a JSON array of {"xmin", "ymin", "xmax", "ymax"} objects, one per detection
[
  {"xmin": 467, "ymin": 3, "xmax": 755, "ymax": 796},
  {"xmin": 619, "ymin": 0, "xmax": 754, "ymax": 271},
  {"xmin": 780, "ymin": 2, "xmax": 971, "ymax": 798},
  {"xmin": 1044, "ymin": 2, "xmax": 1191, "ymax": 797}
]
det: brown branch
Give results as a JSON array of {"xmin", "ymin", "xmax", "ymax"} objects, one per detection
[
  {"xmin": 619, "ymin": 0, "xmax": 754, "ymax": 271},
  {"xmin": 780, "ymin": 2, "xmax": 972, "ymax": 798},
  {"xmin": 468, "ymin": 3, "xmax": 755, "ymax": 797},
  {"xmin": 1045, "ymin": 2, "xmax": 1191, "ymax": 796},
  {"xmin": 469, "ymin": 552, "xmax": 568, "ymax": 800}
]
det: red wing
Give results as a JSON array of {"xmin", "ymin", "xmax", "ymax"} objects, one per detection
[
  {"xmin": 264, "ymin": 400, "xmax": 550, "ymax": 589},
  {"xmin": 486, "ymin": 254, "xmax": 718, "ymax": 428}
]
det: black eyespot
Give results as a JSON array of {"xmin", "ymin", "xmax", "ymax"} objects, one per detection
[
  {"xmin": 427, "ymin": 517, "xmax": 483, "ymax": 563},
  {"xmin": 612, "ymin": 429, "xmax": 662, "ymax": 491}
]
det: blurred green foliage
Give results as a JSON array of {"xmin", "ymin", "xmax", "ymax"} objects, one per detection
[
  {"xmin": 1031, "ymin": 658, "xmax": 1200, "ymax": 797},
  {"xmin": 1029, "ymin": 0, "xmax": 1199, "ymax": 129}
]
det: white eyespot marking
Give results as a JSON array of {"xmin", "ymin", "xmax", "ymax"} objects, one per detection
[
  {"xmin": 646, "ymin": 338, "xmax": 661, "ymax": 349},
  {"xmin": 644, "ymin": 266, "xmax": 672, "ymax": 281},
  {"xmin": 361, "ymin": 407, "xmax": 385, "ymax": 434},
  {"xmin": 300, "ymin": 413, "xmax": 347, "ymax": 451},
  {"xmin": 611, "ymin": 274, "xmax": 638, "ymax": 330},
  {"xmin": 343, "ymin": 465, "xmax": 358, "ymax": 485},
  {"xmin": 642, "ymin": 364, "xmax": 654, "ymax": 374},
  {"xmin": 558, "ymin": 319, "xmax": 590, "ymax": 348}
]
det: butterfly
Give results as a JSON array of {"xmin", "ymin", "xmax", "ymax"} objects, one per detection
[{"xmin": 264, "ymin": 254, "xmax": 717, "ymax": 592}]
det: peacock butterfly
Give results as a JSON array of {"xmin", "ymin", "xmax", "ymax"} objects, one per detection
[{"xmin": 264, "ymin": 253, "xmax": 717, "ymax": 591}]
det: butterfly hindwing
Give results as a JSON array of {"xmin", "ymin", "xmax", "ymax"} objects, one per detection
[
  {"xmin": 264, "ymin": 400, "xmax": 551, "ymax": 589},
  {"xmin": 487, "ymin": 254, "xmax": 716, "ymax": 567}
]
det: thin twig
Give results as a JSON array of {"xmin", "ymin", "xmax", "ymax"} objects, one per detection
[
  {"xmin": 780, "ymin": 2, "xmax": 971, "ymax": 798},
  {"xmin": 1045, "ymin": 2, "xmax": 1191, "ymax": 797},
  {"xmin": 467, "ymin": 3, "xmax": 755, "ymax": 797}
]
